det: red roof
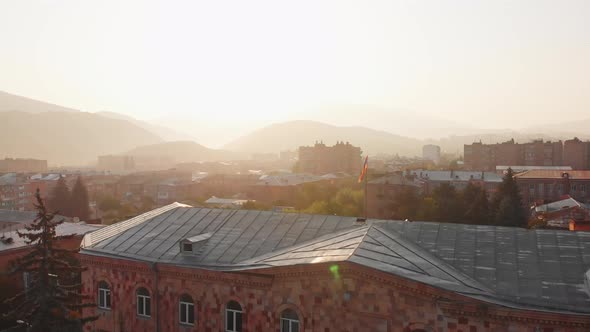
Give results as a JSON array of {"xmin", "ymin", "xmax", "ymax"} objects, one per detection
[{"xmin": 514, "ymin": 170, "xmax": 590, "ymax": 180}]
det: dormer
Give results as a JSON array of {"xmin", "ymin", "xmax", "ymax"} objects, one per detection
[{"xmin": 180, "ymin": 233, "xmax": 213, "ymax": 255}]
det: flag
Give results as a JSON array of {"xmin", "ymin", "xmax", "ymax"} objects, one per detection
[{"xmin": 358, "ymin": 156, "xmax": 368, "ymax": 183}]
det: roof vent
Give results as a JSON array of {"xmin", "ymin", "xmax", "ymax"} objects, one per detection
[
  {"xmin": 584, "ymin": 269, "xmax": 590, "ymax": 298},
  {"xmin": 355, "ymin": 217, "xmax": 366, "ymax": 224},
  {"xmin": 180, "ymin": 233, "xmax": 212, "ymax": 254}
]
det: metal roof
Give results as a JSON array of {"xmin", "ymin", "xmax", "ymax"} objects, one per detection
[
  {"xmin": 0, "ymin": 222, "xmax": 103, "ymax": 252},
  {"xmin": 81, "ymin": 204, "xmax": 590, "ymax": 315}
]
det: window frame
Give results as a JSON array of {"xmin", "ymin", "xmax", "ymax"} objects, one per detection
[
  {"xmin": 136, "ymin": 288, "xmax": 151, "ymax": 318},
  {"xmin": 98, "ymin": 281, "xmax": 111, "ymax": 310},
  {"xmin": 179, "ymin": 294, "xmax": 195, "ymax": 326},
  {"xmin": 225, "ymin": 301, "xmax": 243, "ymax": 332},
  {"xmin": 280, "ymin": 312, "xmax": 300, "ymax": 332}
]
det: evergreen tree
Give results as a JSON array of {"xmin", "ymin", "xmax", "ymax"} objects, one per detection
[
  {"xmin": 463, "ymin": 184, "xmax": 491, "ymax": 224},
  {"xmin": 432, "ymin": 183, "xmax": 463, "ymax": 222},
  {"xmin": 2, "ymin": 190, "xmax": 96, "ymax": 331},
  {"xmin": 48, "ymin": 176, "xmax": 71, "ymax": 217},
  {"xmin": 491, "ymin": 168, "xmax": 526, "ymax": 227},
  {"xmin": 70, "ymin": 176, "xmax": 90, "ymax": 221}
]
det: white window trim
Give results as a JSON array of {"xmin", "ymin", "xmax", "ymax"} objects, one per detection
[
  {"xmin": 98, "ymin": 286, "xmax": 111, "ymax": 310},
  {"xmin": 225, "ymin": 308, "xmax": 242, "ymax": 332},
  {"xmin": 137, "ymin": 294, "xmax": 151, "ymax": 317},
  {"xmin": 179, "ymin": 301, "xmax": 194, "ymax": 325},
  {"xmin": 280, "ymin": 317, "xmax": 300, "ymax": 332}
]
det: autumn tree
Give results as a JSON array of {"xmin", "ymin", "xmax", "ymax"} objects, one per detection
[{"xmin": 2, "ymin": 190, "xmax": 96, "ymax": 331}]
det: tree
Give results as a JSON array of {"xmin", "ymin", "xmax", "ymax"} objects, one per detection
[
  {"xmin": 3, "ymin": 190, "xmax": 96, "ymax": 331},
  {"xmin": 491, "ymin": 168, "xmax": 526, "ymax": 227},
  {"xmin": 48, "ymin": 176, "xmax": 71, "ymax": 217},
  {"xmin": 463, "ymin": 183, "xmax": 491, "ymax": 224},
  {"xmin": 391, "ymin": 187, "xmax": 420, "ymax": 220},
  {"xmin": 70, "ymin": 176, "xmax": 90, "ymax": 221},
  {"xmin": 432, "ymin": 183, "xmax": 463, "ymax": 222}
]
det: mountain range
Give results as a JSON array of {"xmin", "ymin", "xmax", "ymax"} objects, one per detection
[{"xmin": 1, "ymin": 90, "xmax": 590, "ymax": 166}]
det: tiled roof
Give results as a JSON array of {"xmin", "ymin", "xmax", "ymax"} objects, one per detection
[
  {"xmin": 514, "ymin": 170, "xmax": 590, "ymax": 180},
  {"xmin": 81, "ymin": 204, "xmax": 590, "ymax": 315}
]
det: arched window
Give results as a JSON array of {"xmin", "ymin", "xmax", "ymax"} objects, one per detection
[
  {"xmin": 98, "ymin": 281, "xmax": 111, "ymax": 309},
  {"xmin": 179, "ymin": 294, "xmax": 194, "ymax": 325},
  {"xmin": 280, "ymin": 309, "xmax": 299, "ymax": 332},
  {"xmin": 225, "ymin": 300, "xmax": 242, "ymax": 332},
  {"xmin": 136, "ymin": 287, "xmax": 151, "ymax": 317}
]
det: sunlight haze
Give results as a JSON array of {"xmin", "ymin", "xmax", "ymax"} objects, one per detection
[{"xmin": 1, "ymin": 0, "xmax": 589, "ymax": 146}]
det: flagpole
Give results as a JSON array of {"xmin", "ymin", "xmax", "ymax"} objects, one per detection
[{"xmin": 364, "ymin": 164, "xmax": 368, "ymax": 220}]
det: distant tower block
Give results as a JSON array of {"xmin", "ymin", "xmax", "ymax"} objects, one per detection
[{"xmin": 422, "ymin": 144, "xmax": 441, "ymax": 165}]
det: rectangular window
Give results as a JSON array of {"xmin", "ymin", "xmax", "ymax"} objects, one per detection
[
  {"xmin": 137, "ymin": 295, "xmax": 151, "ymax": 317},
  {"xmin": 226, "ymin": 310, "xmax": 242, "ymax": 332},
  {"xmin": 182, "ymin": 243, "xmax": 193, "ymax": 252},
  {"xmin": 179, "ymin": 301, "xmax": 194, "ymax": 325},
  {"xmin": 98, "ymin": 288, "xmax": 111, "ymax": 309}
]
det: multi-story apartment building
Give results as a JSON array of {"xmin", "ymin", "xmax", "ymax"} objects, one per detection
[
  {"xmin": 464, "ymin": 138, "xmax": 590, "ymax": 171},
  {"xmin": 298, "ymin": 141, "xmax": 361, "ymax": 175},
  {"xmin": 97, "ymin": 155, "xmax": 135, "ymax": 173},
  {"xmin": 0, "ymin": 158, "xmax": 47, "ymax": 173},
  {"xmin": 514, "ymin": 170, "xmax": 590, "ymax": 208},
  {"xmin": 421, "ymin": 144, "xmax": 441, "ymax": 165}
]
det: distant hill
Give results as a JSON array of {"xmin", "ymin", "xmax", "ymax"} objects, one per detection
[
  {"xmin": 223, "ymin": 120, "xmax": 424, "ymax": 156},
  {"xmin": 96, "ymin": 111, "xmax": 197, "ymax": 142},
  {"xmin": 126, "ymin": 141, "xmax": 242, "ymax": 163},
  {"xmin": 0, "ymin": 111, "xmax": 162, "ymax": 166},
  {"xmin": 0, "ymin": 90, "xmax": 79, "ymax": 113}
]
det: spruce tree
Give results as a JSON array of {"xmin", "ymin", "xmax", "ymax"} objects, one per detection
[
  {"xmin": 70, "ymin": 176, "xmax": 90, "ymax": 221},
  {"xmin": 48, "ymin": 176, "xmax": 71, "ymax": 217},
  {"xmin": 463, "ymin": 184, "xmax": 491, "ymax": 224},
  {"xmin": 2, "ymin": 190, "xmax": 96, "ymax": 331},
  {"xmin": 491, "ymin": 168, "xmax": 526, "ymax": 227}
]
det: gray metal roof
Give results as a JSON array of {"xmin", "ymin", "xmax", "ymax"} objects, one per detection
[
  {"xmin": 81, "ymin": 204, "xmax": 590, "ymax": 315},
  {"xmin": 1, "ymin": 222, "xmax": 103, "ymax": 252}
]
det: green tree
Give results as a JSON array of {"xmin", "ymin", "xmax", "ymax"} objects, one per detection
[
  {"xmin": 70, "ymin": 176, "xmax": 90, "ymax": 221},
  {"xmin": 391, "ymin": 187, "xmax": 420, "ymax": 220},
  {"xmin": 463, "ymin": 183, "xmax": 491, "ymax": 224},
  {"xmin": 432, "ymin": 183, "xmax": 463, "ymax": 222},
  {"xmin": 2, "ymin": 190, "xmax": 96, "ymax": 331},
  {"xmin": 97, "ymin": 196, "xmax": 121, "ymax": 212},
  {"xmin": 48, "ymin": 176, "xmax": 71, "ymax": 217},
  {"xmin": 491, "ymin": 168, "xmax": 526, "ymax": 227}
]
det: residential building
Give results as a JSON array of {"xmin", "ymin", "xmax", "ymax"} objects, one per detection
[
  {"xmin": 97, "ymin": 155, "xmax": 135, "ymax": 173},
  {"xmin": 80, "ymin": 204, "xmax": 590, "ymax": 331},
  {"xmin": 564, "ymin": 138, "xmax": 590, "ymax": 170},
  {"xmin": 514, "ymin": 170, "xmax": 590, "ymax": 208},
  {"xmin": 298, "ymin": 141, "xmax": 361, "ymax": 175},
  {"xmin": 366, "ymin": 173, "xmax": 421, "ymax": 219},
  {"xmin": 407, "ymin": 169, "xmax": 503, "ymax": 195},
  {"xmin": 0, "ymin": 158, "xmax": 47, "ymax": 173},
  {"xmin": 530, "ymin": 196, "xmax": 590, "ymax": 229},
  {"xmin": 422, "ymin": 144, "xmax": 441, "ymax": 165},
  {"xmin": 463, "ymin": 139, "xmax": 588, "ymax": 171}
]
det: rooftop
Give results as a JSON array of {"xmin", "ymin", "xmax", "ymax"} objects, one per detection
[
  {"xmin": 534, "ymin": 197, "xmax": 590, "ymax": 213},
  {"xmin": 1, "ymin": 222, "xmax": 103, "ymax": 252},
  {"xmin": 408, "ymin": 170, "xmax": 503, "ymax": 183},
  {"xmin": 515, "ymin": 170, "xmax": 590, "ymax": 180},
  {"xmin": 81, "ymin": 204, "xmax": 590, "ymax": 315}
]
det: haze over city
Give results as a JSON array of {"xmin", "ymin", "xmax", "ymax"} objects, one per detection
[{"xmin": 1, "ymin": 0, "xmax": 590, "ymax": 147}]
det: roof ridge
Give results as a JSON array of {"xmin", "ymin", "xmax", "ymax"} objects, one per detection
[
  {"xmin": 238, "ymin": 226, "xmax": 369, "ymax": 265},
  {"xmin": 81, "ymin": 202, "xmax": 190, "ymax": 248}
]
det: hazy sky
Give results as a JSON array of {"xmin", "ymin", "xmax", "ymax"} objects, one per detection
[{"xmin": 1, "ymin": 0, "xmax": 589, "ymax": 144}]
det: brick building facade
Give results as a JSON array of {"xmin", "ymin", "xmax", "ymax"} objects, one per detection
[
  {"xmin": 464, "ymin": 138, "xmax": 590, "ymax": 171},
  {"xmin": 79, "ymin": 204, "xmax": 590, "ymax": 332},
  {"xmin": 298, "ymin": 142, "xmax": 361, "ymax": 175},
  {"xmin": 514, "ymin": 170, "xmax": 590, "ymax": 208}
]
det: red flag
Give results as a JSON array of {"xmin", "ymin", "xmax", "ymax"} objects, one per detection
[{"xmin": 358, "ymin": 156, "xmax": 368, "ymax": 183}]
